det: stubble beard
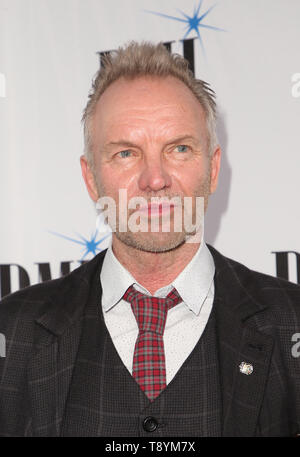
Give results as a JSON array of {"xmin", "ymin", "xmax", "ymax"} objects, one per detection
[{"xmin": 94, "ymin": 171, "xmax": 211, "ymax": 254}]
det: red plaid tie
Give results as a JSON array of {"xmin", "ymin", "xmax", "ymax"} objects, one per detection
[{"xmin": 123, "ymin": 285, "xmax": 182, "ymax": 401}]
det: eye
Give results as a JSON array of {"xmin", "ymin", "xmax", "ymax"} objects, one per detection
[
  {"xmin": 118, "ymin": 149, "xmax": 132, "ymax": 158},
  {"xmin": 175, "ymin": 145, "xmax": 189, "ymax": 153}
]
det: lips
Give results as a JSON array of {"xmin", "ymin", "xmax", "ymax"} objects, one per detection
[{"xmin": 137, "ymin": 202, "xmax": 175, "ymax": 216}]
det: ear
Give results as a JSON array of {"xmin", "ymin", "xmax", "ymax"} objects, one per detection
[
  {"xmin": 80, "ymin": 155, "xmax": 99, "ymax": 202},
  {"xmin": 209, "ymin": 146, "xmax": 221, "ymax": 194}
]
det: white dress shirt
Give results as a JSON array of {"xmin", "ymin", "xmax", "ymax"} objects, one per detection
[{"xmin": 100, "ymin": 240, "xmax": 215, "ymax": 385}]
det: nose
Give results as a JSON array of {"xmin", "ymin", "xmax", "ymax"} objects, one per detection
[{"xmin": 138, "ymin": 156, "xmax": 172, "ymax": 192}]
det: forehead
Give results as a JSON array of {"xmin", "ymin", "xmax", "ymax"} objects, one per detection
[{"xmin": 92, "ymin": 75, "xmax": 207, "ymax": 142}]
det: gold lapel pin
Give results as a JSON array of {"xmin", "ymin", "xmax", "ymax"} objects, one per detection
[{"xmin": 239, "ymin": 362, "xmax": 253, "ymax": 375}]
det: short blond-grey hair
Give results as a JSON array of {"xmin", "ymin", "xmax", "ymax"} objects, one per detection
[{"xmin": 82, "ymin": 41, "xmax": 218, "ymax": 168}]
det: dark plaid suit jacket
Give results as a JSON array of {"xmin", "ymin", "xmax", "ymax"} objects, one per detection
[{"xmin": 0, "ymin": 245, "xmax": 299, "ymax": 436}]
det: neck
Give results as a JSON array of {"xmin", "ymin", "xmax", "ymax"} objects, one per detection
[{"xmin": 111, "ymin": 236, "xmax": 201, "ymax": 295}]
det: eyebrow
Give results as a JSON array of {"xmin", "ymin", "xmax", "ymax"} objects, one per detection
[
  {"xmin": 104, "ymin": 140, "xmax": 139, "ymax": 149},
  {"xmin": 104, "ymin": 135, "xmax": 199, "ymax": 149},
  {"xmin": 165, "ymin": 135, "xmax": 199, "ymax": 146}
]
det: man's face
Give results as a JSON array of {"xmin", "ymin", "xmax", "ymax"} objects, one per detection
[{"xmin": 81, "ymin": 75, "xmax": 221, "ymax": 253}]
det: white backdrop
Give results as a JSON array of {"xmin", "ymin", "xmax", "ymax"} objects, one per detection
[{"xmin": 0, "ymin": 0, "xmax": 299, "ymax": 297}]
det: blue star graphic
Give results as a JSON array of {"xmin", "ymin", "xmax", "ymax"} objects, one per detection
[
  {"xmin": 145, "ymin": 0, "xmax": 226, "ymax": 55},
  {"xmin": 49, "ymin": 229, "xmax": 111, "ymax": 260}
]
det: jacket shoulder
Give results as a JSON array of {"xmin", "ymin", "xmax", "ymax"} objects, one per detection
[
  {"xmin": 0, "ymin": 250, "xmax": 107, "ymax": 331},
  {"xmin": 208, "ymin": 244, "xmax": 300, "ymax": 316}
]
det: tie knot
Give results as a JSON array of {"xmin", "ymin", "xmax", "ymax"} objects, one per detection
[{"xmin": 123, "ymin": 285, "xmax": 182, "ymax": 335}]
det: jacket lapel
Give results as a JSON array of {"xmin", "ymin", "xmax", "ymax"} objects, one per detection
[
  {"xmin": 26, "ymin": 251, "xmax": 107, "ymax": 436},
  {"xmin": 209, "ymin": 246, "xmax": 274, "ymax": 436}
]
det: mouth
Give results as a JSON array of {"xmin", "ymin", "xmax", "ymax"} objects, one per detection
[{"xmin": 137, "ymin": 202, "xmax": 176, "ymax": 217}]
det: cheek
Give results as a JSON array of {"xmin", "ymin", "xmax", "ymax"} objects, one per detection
[
  {"xmin": 173, "ymin": 161, "xmax": 210, "ymax": 193},
  {"xmin": 97, "ymin": 163, "xmax": 139, "ymax": 197}
]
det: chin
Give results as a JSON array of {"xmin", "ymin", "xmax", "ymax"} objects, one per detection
[{"xmin": 115, "ymin": 231, "xmax": 187, "ymax": 253}]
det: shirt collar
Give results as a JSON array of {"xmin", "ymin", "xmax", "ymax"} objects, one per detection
[
  {"xmin": 100, "ymin": 239, "xmax": 138, "ymax": 313},
  {"xmin": 171, "ymin": 240, "xmax": 215, "ymax": 314},
  {"xmin": 100, "ymin": 238, "xmax": 215, "ymax": 316}
]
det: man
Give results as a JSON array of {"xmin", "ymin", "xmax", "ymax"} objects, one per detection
[{"xmin": 0, "ymin": 41, "xmax": 300, "ymax": 437}]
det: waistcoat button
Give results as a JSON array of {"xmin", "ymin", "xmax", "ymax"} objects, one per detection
[{"xmin": 143, "ymin": 416, "xmax": 158, "ymax": 432}]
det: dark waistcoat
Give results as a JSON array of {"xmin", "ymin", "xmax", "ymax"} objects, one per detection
[{"xmin": 60, "ymin": 278, "xmax": 223, "ymax": 437}]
